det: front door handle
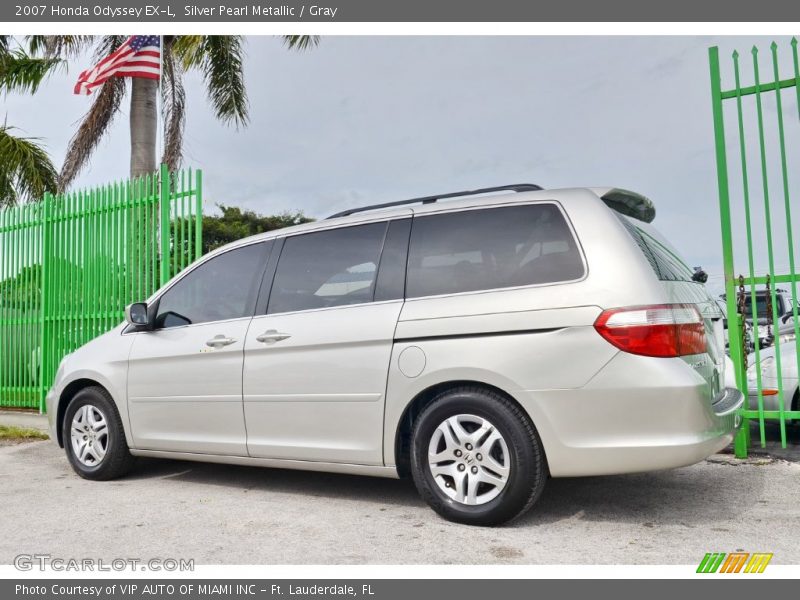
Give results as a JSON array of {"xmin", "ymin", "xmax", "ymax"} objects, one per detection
[
  {"xmin": 256, "ymin": 330, "xmax": 291, "ymax": 344},
  {"xmin": 205, "ymin": 335, "xmax": 237, "ymax": 348}
]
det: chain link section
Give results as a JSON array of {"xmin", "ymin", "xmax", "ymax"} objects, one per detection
[
  {"xmin": 765, "ymin": 274, "xmax": 774, "ymax": 342},
  {"xmin": 737, "ymin": 275, "xmax": 748, "ymax": 370}
]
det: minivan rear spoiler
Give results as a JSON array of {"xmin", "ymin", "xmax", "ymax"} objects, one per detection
[{"xmin": 592, "ymin": 188, "xmax": 656, "ymax": 224}]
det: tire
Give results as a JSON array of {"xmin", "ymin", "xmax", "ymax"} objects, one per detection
[
  {"xmin": 62, "ymin": 386, "xmax": 136, "ymax": 480},
  {"xmin": 410, "ymin": 386, "xmax": 547, "ymax": 526}
]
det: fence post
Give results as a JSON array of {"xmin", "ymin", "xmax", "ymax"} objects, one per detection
[
  {"xmin": 195, "ymin": 170, "xmax": 203, "ymax": 259},
  {"xmin": 159, "ymin": 164, "xmax": 171, "ymax": 286},
  {"xmin": 38, "ymin": 194, "xmax": 51, "ymax": 413},
  {"xmin": 709, "ymin": 46, "xmax": 748, "ymax": 458}
]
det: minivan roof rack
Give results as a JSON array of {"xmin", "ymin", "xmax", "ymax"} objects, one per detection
[{"xmin": 326, "ymin": 184, "xmax": 543, "ymax": 219}]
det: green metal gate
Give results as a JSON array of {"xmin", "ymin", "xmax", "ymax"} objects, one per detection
[
  {"xmin": 709, "ymin": 39, "xmax": 800, "ymax": 457},
  {"xmin": 0, "ymin": 165, "xmax": 202, "ymax": 411}
]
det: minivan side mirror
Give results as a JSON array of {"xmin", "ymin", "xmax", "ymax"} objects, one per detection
[{"xmin": 125, "ymin": 302, "xmax": 152, "ymax": 328}]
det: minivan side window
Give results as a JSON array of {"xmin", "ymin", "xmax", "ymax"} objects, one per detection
[
  {"xmin": 616, "ymin": 215, "xmax": 694, "ymax": 282},
  {"xmin": 155, "ymin": 242, "xmax": 269, "ymax": 328},
  {"xmin": 267, "ymin": 222, "xmax": 388, "ymax": 314},
  {"xmin": 406, "ymin": 204, "xmax": 584, "ymax": 298}
]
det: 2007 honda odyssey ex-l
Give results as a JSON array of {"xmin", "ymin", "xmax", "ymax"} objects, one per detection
[{"xmin": 47, "ymin": 184, "xmax": 743, "ymax": 525}]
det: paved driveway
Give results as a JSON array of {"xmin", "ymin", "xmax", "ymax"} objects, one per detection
[{"xmin": 1, "ymin": 440, "xmax": 798, "ymax": 565}]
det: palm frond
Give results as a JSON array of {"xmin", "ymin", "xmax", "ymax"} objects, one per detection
[
  {"xmin": 92, "ymin": 35, "xmax": 126, "ymax": 62},
  {"xmin": 0, "ymin": 50, "xmax": 63, "ymax": 94},
  {"xmin": 282, "ymin": 36, "xmax": 320, "ymax": 51},
  {"xmin": 0, "ymin": 124, "xmax": 58, "ymax": 205},
  {"xmin": 171, "ymin": 35, "xmax": 205, "ymax": 70},
  {"xmin": 0, "ymin": 36, "xmax": 10, "ymax": 56},
  {"xmin": 160, "ymin": 38, "xmax": 186, "ymax": 172},
  {"xmin": 0, "ymin": 169, "xmax": 18, "ymax": 207},
  {"xmin": 191, "ymin": 36, "xmax": 249, "ymax": 127},
  {"xmin": 59, "ymin": 77, "xmax": 126, "ymax": 191},
  {"xmin": 27, "ymin": 35, "xmax": 94, "ymax": 58}
]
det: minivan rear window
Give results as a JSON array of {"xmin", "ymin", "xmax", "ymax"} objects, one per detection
[
  {"xmin": 406, "ymin": 204, "xmax": 584, "ymax": 298},
  {"xmin": 616, "ymin": 215, "xmax": 694, "ymax": 282}
]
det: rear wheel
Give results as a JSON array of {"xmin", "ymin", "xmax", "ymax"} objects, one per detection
[
  {"xmin": 63, "ymin": 386, "xmax": 136, "ymax": 480},
  {"xmin": 410, "ymin": 386, "xmax": 547, "ymax": 526}
]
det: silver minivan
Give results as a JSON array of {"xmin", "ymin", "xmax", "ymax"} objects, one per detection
[{"xmin": 47, "ymin": 185, "xmax": 743, "ymax": 525}]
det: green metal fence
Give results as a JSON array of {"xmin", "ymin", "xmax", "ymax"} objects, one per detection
[
  {"xmin": 0, "ymin": 165, "xmax": 202, "ymax": 411},
  {"xmin": 710, "ymin": 39, "xmax": 800, "ymax": 457}
]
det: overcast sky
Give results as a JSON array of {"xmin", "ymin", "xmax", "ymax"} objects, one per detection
[{"xmin": 4, "ymin": 35, "xmax": 800, "ymax": 297}]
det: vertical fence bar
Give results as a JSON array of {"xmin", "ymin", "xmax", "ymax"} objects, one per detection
[
  {"xmin": 18, "ymin": 204, "xmax": 23, "ymax": 405},
  {"xmin": 733, "ymin": 51, "xmax": 763, "ymax": 450},
  {"xmin": 171, "ymin": 175, "xmax": 178, "ymax": 279},
  {"xmin": 13, "ymin": 205, "xmax": 20, "ymax": 405},
  {"xmin": 4, "ymin": 206, "xmax": 8, "ymax": 404},
  {"xmin": 195, "ymin": 169, "xmax": 203, "ymax": 261},
  {"xmin": 15, "ymin": 204, "xmax": 21, "ymax": 404},
  {"xmin": 159, "ymin": 165, "xmax": 170, "ymax": 286},
  {"xmin": 709, "ymin": 46, "xmax": 748, "ymax": 457},
  {"xmin": 187, "ymin": 168, "xmax": 194, "ymax": 264},
  {"xmin": 14, "ymin": 204, "xmax": 20, "ymax": 404},
  {"xmin": 150, "ymin": 175, "xmax": 157, "ymax": 295},
  {"xmin": 9, "ymin": 205, "xmax": 15, "ymax": 404},
  {"xmin": 25, "ymin": 203, "xmax": 30, "ymax": 405},
  {"xmin": 135, "ymin": 174, "xmax": 141, "ymax": 302},
  {"xmin": 1, "ymin": 207, "xmax": 5, "ymax": 404},
  {"xmin": 39, "ymin": 195, "xmax": 50, "ymax": 411},
  {"xmin": 769, "ymin": 42, "xmax": 793, "ymax": 447},
  {"xmin": 0, "ymin": 205, "xmax": 5, "ymax": 404},
  {"xmin": 179, "ymin": 169, "xmax": 185, "ymax": 271},
  {"xmin": 752, "ymin": 45, "xmax": 787, "ymax": 449},
  {"xmin": 793, "ymin": 38, "xmax": 800, "ymax": 120},
  {"xmin": 100, "ymin": 185, "xmax": 107, "ymax": 335}
]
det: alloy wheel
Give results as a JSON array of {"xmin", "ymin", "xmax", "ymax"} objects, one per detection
[
  {"xmin": 70, "ymin": 404, "xmax": 109, "ymax": 467},
  {"xmin": 427, "ymin": 414, "xmax": 511, "ymax": 505}
]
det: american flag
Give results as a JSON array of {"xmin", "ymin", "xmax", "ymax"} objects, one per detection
[{"xmin": 74, "ymin": 35, "xmax": 160, "ymax": 95}]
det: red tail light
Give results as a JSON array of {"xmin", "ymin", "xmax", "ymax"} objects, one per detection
[{"xmin": 594, "ymin": 304, "xmax": 707, "ymax": 358}]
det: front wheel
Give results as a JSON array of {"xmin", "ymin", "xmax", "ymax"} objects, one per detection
[
  {"xmin": 410, "ymin": 387, "xmax": 547, "ymax": 526},
  {"xmin": 63, "ymin": 386, "xmax": 136, "ymax": 480}
]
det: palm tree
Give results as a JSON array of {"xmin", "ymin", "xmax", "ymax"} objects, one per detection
[
  {"xmin": 0, "ymin": 35, "xmax": 61, "ymax": 206},
  {"xmin": 0, "ymin": 124, "xmax": 59, "ymax": 207},
  {"xmin": 30, "ymin": 35, "xmax": 319, "ymax": 190}
]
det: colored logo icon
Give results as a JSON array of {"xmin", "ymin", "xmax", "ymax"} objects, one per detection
[{"xmin": 697, "ymin": 552, "xmax": 773, "ymax": 573}]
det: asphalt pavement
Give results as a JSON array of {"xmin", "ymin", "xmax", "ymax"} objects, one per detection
[{"xmin": 1, "ymin": 436, "xmax": 798, "ymax": 565}]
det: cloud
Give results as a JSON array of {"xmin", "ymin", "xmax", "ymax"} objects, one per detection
[{"xmin": 5, "ymin": 35, "xmax": 798, "ymax": 297}]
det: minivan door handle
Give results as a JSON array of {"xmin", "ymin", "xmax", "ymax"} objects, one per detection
[
  {"xmin": 205, "ymin": 335, "xmax": 237, "ymax": 348},
  {"xmin": 256, "ymin": 330, "xmax": 292, "ymax": 344}
]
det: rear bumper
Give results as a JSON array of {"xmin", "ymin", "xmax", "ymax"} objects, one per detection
[{"xmin": 516, "ymin": 352, "xmax": 743, "ymax": 477}]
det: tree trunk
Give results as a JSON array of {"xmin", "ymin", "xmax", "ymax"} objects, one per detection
[
  {"xmin": 129, "ymin": 77, "xmax": 159, "ymax": 298},
  {"xmin": 129, "ymin": 77, "xmax": 158, "ymax": 178}
]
